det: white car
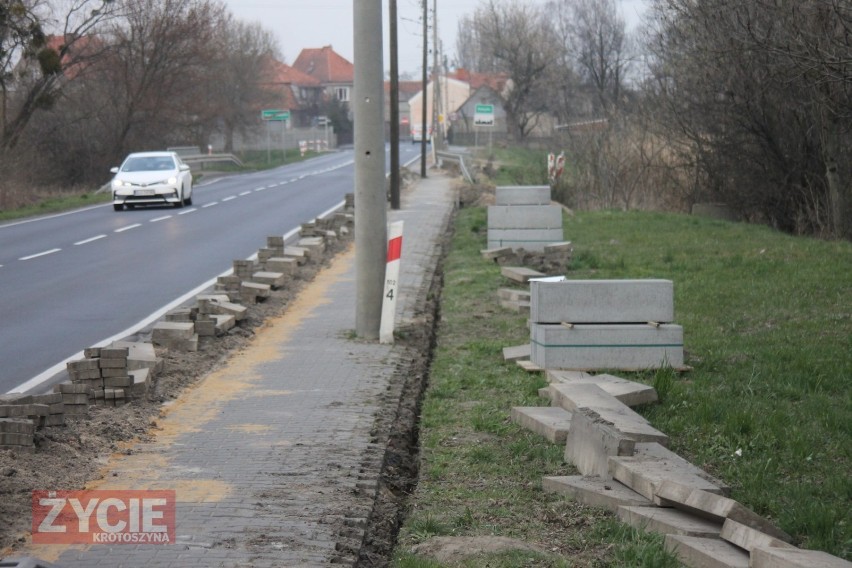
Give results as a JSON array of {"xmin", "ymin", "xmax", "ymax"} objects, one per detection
[{"xmin": 110, "ymin": 151, "xmax": 193, "ymax": 211}]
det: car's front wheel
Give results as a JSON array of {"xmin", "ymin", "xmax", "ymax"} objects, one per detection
[{"xmin": 113, "ymin": 204, "xmax": 123, "ymax": 211}]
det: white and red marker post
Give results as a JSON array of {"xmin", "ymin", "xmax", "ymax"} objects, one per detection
[{"xmin": 380, "ymin": 221, "xmax": 404, "ymax": 343}]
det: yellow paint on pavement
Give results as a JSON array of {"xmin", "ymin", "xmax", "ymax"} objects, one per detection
[{"xmin": 25, "ymin": 246, "xmax": 355, "ymax": 562}]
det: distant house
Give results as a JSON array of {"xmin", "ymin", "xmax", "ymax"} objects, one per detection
[
  {"xmin": 407, "ymin": 75, "xmax": 471, "ymax": 141},
  {"xmin": 11, "ymin": 34, "xmax": 104, "ymax": 85},
  {"xmin": 384, "ymin": 80, "xmax": 423, "ymax": 138},
  {"xmin": 454, "ymin": 85, "xmax": 509, "ymax": 141},
  {"xmin": 292, "ymin": 45, "xmax": 354, "ymax": 105},
  {"xmin": 259, "ymin": 57, "xmax": 324, "ymax": 128}
]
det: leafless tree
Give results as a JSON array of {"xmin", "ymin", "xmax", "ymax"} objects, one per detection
[
  {"xmin": 208, "ymin": 16, "xmax": 280, "ymax": 153},
  {"xmin": 643, "ymin": 0, "xmax": 851, "ymax": 238},
  {"xmin": 458, "ymin": 0, "xmax": 559, "ymax": 140},
  {"xmin": 86, "ymin": 0, "xmax": 226, "ymax": 159},
  {"xmin": 1, "ymin": 0, "xmax": 119, "ymax": 151},
  {"xmin": 550, "ymin": 0, "xmax": 631, "ymax": 115}
]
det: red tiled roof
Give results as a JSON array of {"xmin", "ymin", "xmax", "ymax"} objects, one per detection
[
  {"xmin": 44, "ymin": 34, "xmax": 103, "ymax": 79},
  {"xmin": 261, "ymin": 56, "xmax": 321, "ymax": 86},
  {"xmin": 292, "ymin": 45, "xmax": 353, "ymax": 84},
  {"xmin": 451, "ymin": 68, "xmax": 508, "ymax": 91}
]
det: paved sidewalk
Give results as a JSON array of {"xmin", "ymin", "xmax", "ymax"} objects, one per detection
[{"xmin": 27, "ymin": 173, "xmax": 456, "ymax": 567}]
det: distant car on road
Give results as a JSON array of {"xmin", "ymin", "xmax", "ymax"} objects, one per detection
[
  {"xmin": 110, "ymin": 151, "xmax": 193, "ymax": 211},
  {"xmin": 410, "ymin": 124, "xmax": 433, "ymax": 144}
]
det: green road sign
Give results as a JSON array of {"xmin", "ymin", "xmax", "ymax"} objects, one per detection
[
  {"xmin": 261, "ymin": 109, "xmax": 290, "ymax": 121},
  {"xmin": 474, "ymin": 104, "xmax": 495, "ymax": 126}
]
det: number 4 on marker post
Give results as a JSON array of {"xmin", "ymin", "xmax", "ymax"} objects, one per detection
[{"xmin": 380, "ymin": 221, "xmax": 404, "ymax": 344}]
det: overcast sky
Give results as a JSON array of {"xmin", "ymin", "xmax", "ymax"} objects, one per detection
[{"xmin": 220, "ymin": 0, "xmax": 649, "ymax": 78}]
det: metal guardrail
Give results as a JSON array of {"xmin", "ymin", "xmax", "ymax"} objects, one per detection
[
  {"xmin": 181, "ymin": 153, "xmax": 244, "ymax": 168},
  {"xmin": 436, "ymin": 150, "xmax": 476, "ymax": 184}
]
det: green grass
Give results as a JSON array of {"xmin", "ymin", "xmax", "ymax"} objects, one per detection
[
  {"xmin": 394, "ymin": 207, "xmax": 851, "ymax": 566},
  {"xmin": 481, "ymin": 147, "xmax": 550, "ymax": 186},
  {"xmin": 0, "ymin": 191, "xmax": 112, "ymax": 222}
]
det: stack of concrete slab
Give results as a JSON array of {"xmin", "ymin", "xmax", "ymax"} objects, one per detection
[
  {"xmin": 64, "ymin": 346, "xmax": 136, "ymax": 405},
  {"xmin": 215, "ymin": 260, "xmax": 274, "ymax": 304},
  {"xmin": 53, "ymin": 382, "xmax": 90, "ymax": 416},
  {"xmin": 0, "ymin": 388, "xmax": 92, "ymax": 448},
  {"xmin": 501, "ymin": 266, "xmax": 545, "ymax": 284},
  {"xmin": 487, "ymin": 185, "xmax": 564, "ymax": 251},
  {"xmin": 196, "ymin": 294, "xmax": 243, "ymax": 333},
  {"xmin": 0, "ymin": 416, "xmax": 37, "ymax": 451},
  {"xmin": 529, "ymin": 279, "xmax": 684, "ymax": 370},
  {"xmin": 498, "ymin": 288, "xmax": 531, "ymax": 313},
  {"xmin": 152, "ymin": 321, "xmax": 198, "ymax": 352},
  {"xmin": 517, "ymin": 374, "xmax": 847, "ymax": 568},
  {"xmin": 482, "ymin": 240, "xmax": 574, "ymax": 267},
  {"xmin": 0, "ymin": 397, "xmax": 50, "ymax": 430}
]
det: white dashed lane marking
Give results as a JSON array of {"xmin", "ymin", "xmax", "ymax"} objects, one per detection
[
  {"xmin": 20, "ymin": 248, "xmax": 61, "ymax": 261},
  {"xmin": 115, "ymin": 224, "xmax": 141, "ymax": 233},
  {"xmin": 74, "ymin": 235, "xmax": 107, "ymax": 246}
]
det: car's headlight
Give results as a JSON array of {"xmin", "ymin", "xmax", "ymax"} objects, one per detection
[
  {"xmin": 167, "ymin": 176, "xmax": 178, "ymax": 185},
  {"xmin": 112, "ymin": 179, "xmax": 130, "ymax": 188}
]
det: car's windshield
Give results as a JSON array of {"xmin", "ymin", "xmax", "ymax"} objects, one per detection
[{"xmin": 122, "ymin": 156, "xmax": 175, "ymax": 172}]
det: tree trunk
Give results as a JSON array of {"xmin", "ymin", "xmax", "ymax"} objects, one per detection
[{"xmin": 821, "ymin": 117, "xmax": 850, "ymax": 240}]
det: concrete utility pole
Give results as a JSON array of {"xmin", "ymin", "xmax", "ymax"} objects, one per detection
[
  {"xmin": 354, "ymin": 0, "xmax": 387, "ymax": 340},
  {"xmin": 389, "ymin": 0, "xmax": 401, "ymax": 210},
  {"xmin": 420, "ymin": 0, "xmax": 428, "ymax": 178},
  {"xmin": 432, "ymin": 0, "xmax": 443, "ymax": 150}
]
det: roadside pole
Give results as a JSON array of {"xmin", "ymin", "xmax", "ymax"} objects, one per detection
[
  {"xmin": 380, "ymin": 221, "xmax": 404, "ymax": 343},
  {"xmin": 389, "ymin": 0, "xmax": 401, "ymax": 210},
  {"xmin": 354, "ymin": 0, "xmax": 387, "ymax": 339}
]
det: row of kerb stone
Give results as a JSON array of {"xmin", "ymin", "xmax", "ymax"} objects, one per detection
[
  {"xmin": 500, "ymin": 277, "xmax": 847, "ymax": 566},
  {"xmin": 0, "ymin": 343, "xmax": 159, "ymax": 451},
  {"xmin": 0, "ymin": 200, "xmax": 354, "ymax": 452},
  {"xmin": 151, "ymin": 207, "xmax": 353, "ymax": 352}
]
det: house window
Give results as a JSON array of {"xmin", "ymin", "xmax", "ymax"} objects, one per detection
[{"xmin": 336, "ymin": 87, "xmax": 350, "ymax": 102}]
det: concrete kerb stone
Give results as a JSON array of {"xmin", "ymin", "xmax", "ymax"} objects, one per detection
[
  {"xmin": 283, "ymin": 246, "xmax": 310, "ymax": 264},
  {"xmin": 655, "ymin": 480, "xmax": 792, "ymax": 543},
  {"xmin": 265, "ymin": 257, "xmax": 298, "ymax": 275},
  {"xmin": 529, "ymin": 279, "xmax": 675, "ymax": 325},
  {"xmin": 501, "ymin": 266, "xmax": 545, "ymax": 283},
  {"xmin": 151, "ymin": 321, "xmax": 195, "ymax": 346},
  {"xmin": 617, "ymin": 505, "xmax": 723, "ymax": 538},
  {"xmin": 197, "ymin": 296, "xmax": 247, "ymax": 321},
  {"xmin": 548, "ymin": 383, "xmax": 669, "ymax": 445},
  {"xmin": 750, "ymin": 547, "xmax": 852, "ymax": 568},
  {"xmin": 481, "ymin": 247, "xmax": 514, "ymax": 261},
  {"xmin": 240, "ymin": 281, "xmax": 271, "ymax": 304},
  {"xmin": 541, "ymin": 475, "xmax": 654, "ymax": 512},
  {"xmin": 510, "ymin": 406, "xmax": 573, "ymax": 443},
  {"xmin": 718, "ymin": 518, "xmax": 798, "ymax": 553},
  {"xmin": 495, "ymin": 185, "xmax": 552, "ymax": 205},
  {"xmin": 530, "ymin": 322, "xmax": 685, "ymax": 371},
  {"xmin": 502, "ymin": 344, "xmax": 531, "ymax": 362},
  {"xmin": 251, "ymin": 271, "xmax": 287, "ymax": 289},
  {"xmin": 546, "ymin": 371, "xmax": 659, "ymax": 408},
  {"xmin": 665, "ymin": 534, "xmax": 750, "ymax": 568},
  {"xmin": 609, "ymin": 442, "xmax": 730, "ymax": 505},
  {"xmin": 564, "ymin": 407, "xmax": 636, "ymax": 479}
]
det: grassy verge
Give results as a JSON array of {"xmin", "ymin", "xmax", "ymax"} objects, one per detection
[
  {"xmin": 393, "ymin": 206, "xmax": 851, "ymax": 566},
  {"xmin": 477, "ymin": 147, "xmax": 550, "ymax": 187},
  {"xmin": 0, "ymin": 191, "xmax": 112, "ymax": 222}
]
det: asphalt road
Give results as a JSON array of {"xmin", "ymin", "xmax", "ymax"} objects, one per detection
[{"xmin": 0, "ymin": 146, "xmax": 422, "ymax": 394}]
